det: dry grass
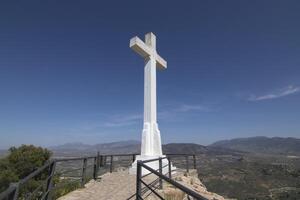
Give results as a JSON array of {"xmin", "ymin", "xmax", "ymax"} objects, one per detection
[
  {"xmin": 164, "ymin": 189, "xmax": 185, "ymax": 200},
  {"xmin": 190, "ymin": 177, "xmax": 194, "ymax": 185},
  {"xmin": 174, "ymin": 177, "xmax": 183, "ymax": 181}
]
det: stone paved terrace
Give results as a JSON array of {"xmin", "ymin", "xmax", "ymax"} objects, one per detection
[
  {"xmin": 58, "ymin": 168, "xmax": 228, "ymax": 200},
  {"xmin": 58, "ymin": 169, "xmax": 138, "ymax": 200}
]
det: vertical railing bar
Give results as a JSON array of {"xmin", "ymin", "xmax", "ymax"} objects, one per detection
[
  {"xmin": 185, "ymin": 155, "xmax": 189, "ymax": 173},
  {"xmin": 11, "ymin": 183, "xmax": 19, "ymax": 200},
  {"xmin": 103, "ymin": 156, "xmax": 107, "ymax": 166},
  {"xmin": 168, "ymin": 157, "xmax": 172, "ymax": 179},
  {"xmin": 159, "ymin": 157, "xmax": 163, "ymax": 189},
  {"xmin": 97, "ymin": 152, "xmax": 100, "ymax": 169},
  {"xmin": 136, "ymin": 161, "xmax": 142, "ymax": 200},
  {"xmin": 45, "ymin": 160, "xmax": 56, "ymax": 200},
  {"xmin": 93, "ymin": 156, "xmax": 97, "ymax": 180},
  {"xmin": 193, "ymin": 154, "xmax": 196, "ymax": 169},
  {"xmin": 81, "ymin": 158, "xmax": 87, "ymax": 187},
  {"xmin": 100, "ymin": 155, "xmax": 104, "ymax": 167},
  {"xmin": 110, "ymin": 155, "xmax": 113, "ymax": 173}
]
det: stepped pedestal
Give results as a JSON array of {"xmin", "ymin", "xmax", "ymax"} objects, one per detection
[{"xmin": 129, "ymin": 155, "xmax": 176, "ymax": 175}]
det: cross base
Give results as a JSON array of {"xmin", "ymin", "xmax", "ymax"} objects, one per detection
[
  {"xmin": 129, "ymin": 155, "xmax": 176, "ymax": 175},
  {"xmin": 141, "ymin": 122, "xmax": 163, "ymax": 156}
]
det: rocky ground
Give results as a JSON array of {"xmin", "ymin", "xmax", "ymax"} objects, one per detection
[{"xmin": 152, "ymin": 169, "xmax": 230, "ymax": 200}]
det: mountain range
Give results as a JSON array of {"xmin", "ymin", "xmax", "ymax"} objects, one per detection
[
  {"xmin": 49, "ymin": 136, "xmax": 300, "ymax": 157},
  {"xmin": 210, "ymin": 136, "xmax": 300, "ymax": 155},
  {"xmin": 49, "ymin": 140, "xmax": 141, "ymax": 156}
]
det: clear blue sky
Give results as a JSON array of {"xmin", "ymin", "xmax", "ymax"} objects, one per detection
[{"xmin": 0, "ymin": 1, "xmax": 300, "ymax": 149}]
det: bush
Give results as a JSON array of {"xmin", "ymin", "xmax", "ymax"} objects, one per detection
[
  {"xmin": 0, "ymin": 145, "xmax": 51, "ymax": 193},
  {"xmin": 0, "ymin": 145, "xmax": 87, "ymax": 198},
  {"xmin": 8, "ymin": 145, "xmax": 51, "ymax": 178}
]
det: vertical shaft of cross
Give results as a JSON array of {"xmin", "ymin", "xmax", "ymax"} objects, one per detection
[
  {"xmin": 144, "ymin": 33, "xmax": 157, "ymax": 125},
  {"xmin": 143, "ymin": 33, "xmax": 159, "ymax": 156},
  {"xmin": 142, "ymin": 55, "xmax": 159, "ymax": 156},
  {"xmin": 144, "ymin": 55, "xmax": 157, "ymax": 124}
]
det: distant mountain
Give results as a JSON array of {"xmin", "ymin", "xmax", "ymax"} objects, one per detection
[
  {"xmin": 50, "ymin": 140, "xmax": 244, "ymax": 157},
  {"xmin": 163, "ymin": 143, "xmax": 208, "ymax": 154},
  {"xmin": 94, "ymin": 140, "xmax": 140, "ymax": 154},
  {"xmin": 50, "ymin": 142, "xmax": 92, "ymax": 150},
  {"xmin": 163, "ymin": 143, "xmax": 244, "ymax": 156},
  {"xmin": 49, "ymin": 140, "xmax": 141, "ymax": 157},
  {"xmin": 210, "ymin": 136, "xmax": 300, "ymax": 155}
]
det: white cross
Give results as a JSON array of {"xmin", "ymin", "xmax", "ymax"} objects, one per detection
[
  {"xmin": 129, "ymin": 33, "xmax": 175, "ymax": 175},
  {"xmin": 130, "ymin": 32, "xmax": 166, "ymax": 156}
]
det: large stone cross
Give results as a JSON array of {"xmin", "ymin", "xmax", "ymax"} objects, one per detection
[{"xmin": 130, "ymin": 32, "xmax": 166, "ymax": 157}]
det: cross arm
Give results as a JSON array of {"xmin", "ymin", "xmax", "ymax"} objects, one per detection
[
  {"xmin": 130, "ymin": 36, "xmax": 152, "ymax": 59},
  {"xmin": 130, "ymin": 36, "xmax": 167, "ymax": 70},
  {"xmin": 155, "ymin": 54, "xmax": 167, "ymax": 70}
]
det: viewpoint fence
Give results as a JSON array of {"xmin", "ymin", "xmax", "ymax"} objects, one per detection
[
  {"xmin": 0, "ymin": 153, "xmax": 205, "ymax": 200},
  {"xmin": 134, "ymin": 156, "xmax": 208, "ymax": 200}
]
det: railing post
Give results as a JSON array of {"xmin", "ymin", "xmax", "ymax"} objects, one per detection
[
  {"xmin": 168, "ymin": 156, "xmax": 172, "ymax": 179},
  {"xmin": 193, "ymin": 154, "xmax": 196, "ymax": 169},
  {"xmin": 132, "ymin": 154, "xmax": 136, "ymax": 163},
  {"xmin": 100, "ymin": 155, "xmax": 104, "ymax": 167},
  {"xmin": 45, "ymin": 161, "xmax": 56, "ymax": 200},
  {"xmin": 9, "ymin": 183, "xmax": 19, "ymax": 200},
  {"xmin": 110, "ymin": 155, "xmax": 113, "ymax": 173},
  {"xmin": 159, "ymin": 157, "xmax": 163, "ymax": 189},
  {"xmin": 136, "ymin": 161, "xmax": 142, "ymax": 200},
  {"xmin": 93, "ymin": 156, "xmax": 97, "ymax": 180},
  {"xmin": 103, "ymin": 156, "xmax": 107, "ymax": 166},
  {"xmin": 185, "ymin": 155, "xmax": 189, "ymax": 173},
  {"xmin": 97, "ymin": 151, "xmax": 100, "ymax": 168},
  {"xmin": 81, "ymin": 158, "xmax": 87, "ymax": 187}
]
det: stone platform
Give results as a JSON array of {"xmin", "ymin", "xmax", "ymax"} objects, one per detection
[
  {"xmin": 58, "ymin": 169, "xmax": 137, "ymax": 200},
  {"xmin": 58, "ymin": 168, "xmax": 228, "ymax": 200}
]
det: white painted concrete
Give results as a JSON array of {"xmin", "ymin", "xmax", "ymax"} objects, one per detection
[{"xmin": 129, "ymin": 32, "xmax": 175, "ymax": 175}]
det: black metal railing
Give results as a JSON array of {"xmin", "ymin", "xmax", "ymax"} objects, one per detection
[
  {"xmin": 135, "ymin": 156, "xmax": 208, "ymax": 200},
  {"xmin": 0, "ymin": 153, "xmax": 139, "ymax": 200},
  {"xmin": 0, "ymin": 153, "xmax": 203, "ymax": 200}
]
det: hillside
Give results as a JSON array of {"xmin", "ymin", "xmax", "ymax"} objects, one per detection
[
  {"xmin": 49, "ymin": 140, "xmax": 141, "ymax": 157},
  {"xmin": 50, "ymin": 141, "xmax": 244, "ymax": 158},
  {"xmin": 210, "ymin": 136, "xmax": 300, "ymax": 155}
]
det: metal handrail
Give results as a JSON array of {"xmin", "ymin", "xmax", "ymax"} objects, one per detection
[
  {"xmin": 0, "ymin": 153, "xmax": 199, "ymax": 200},
  {"xmin": 141, "ymin": 156, "xmax": 167, "ymax": 163},
  {"xmin": 139, "ymin": 179, "xmax": 164, "ymax": 200},
  {"xmin": 54, "ymin": 156, "xmax": 95, "ymax": 162},
  {"xmin": 0, "ymin": 153, "xmax": 141, "ymax": 200},
  {"xmin": 136, "ymin": 155, "xmax": 207, "ymax": 200},
  {"xmin": 19, "ymin": 160, "xmax": 54, "ymax": 185}
]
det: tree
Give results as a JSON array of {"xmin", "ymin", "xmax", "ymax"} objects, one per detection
[
  {"xmin": 0, "ymin": 145, "xmax": 52, "ymax": 193},
  {"xmin": 0, "ymin": 158, "xmax": 18, "ymax": 192},
  {"xmin": 7, "ymin": 145, "xmax": 51, "ymax": 178}
]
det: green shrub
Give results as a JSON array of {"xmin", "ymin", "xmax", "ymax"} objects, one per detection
[{"xmin": 0, "ymin": 145, "xmax": 51, "ymax": 193}]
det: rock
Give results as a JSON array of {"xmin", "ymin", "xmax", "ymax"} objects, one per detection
[{"xmin": 158, "ymin": 169, "xmax": 230, "ymax": 200}]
